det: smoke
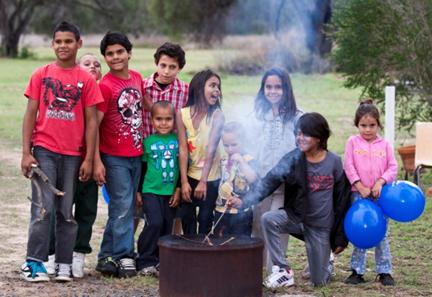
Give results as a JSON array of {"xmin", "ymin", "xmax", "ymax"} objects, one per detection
[
  {"xmin": 216, "ymin": 0, "xmax": 332, "ymax": 207},
  {"xmin": 224, "ymin": 0, "xmax": 332, "ymax": 73},
  {"xmin": 267, "ymin": 0, "xmax": 332, "ymax": 73},
  {"xmin": 221, "ymin": 92, "xmax": 299, "ymax": 206},
  {"xmin": 242, "ymin": 148, "xmax": 302, "ymax": 207}
]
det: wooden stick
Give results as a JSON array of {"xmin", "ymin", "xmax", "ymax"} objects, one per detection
[
  {"xmin": 219, "ymin": 236, "xmax": 235, "ymax": 246},
  {"xmin": 30, "ymin": 164, "xmax": 64, "ymax": 196},
  {"xmin": 202, "ymin": 205, "xmax": 229, "ymax": 243}
]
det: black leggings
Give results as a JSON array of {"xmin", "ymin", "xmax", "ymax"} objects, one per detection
[{"xmin": 179, "ymin": 177, "xmax": 219, "ymax": 235}]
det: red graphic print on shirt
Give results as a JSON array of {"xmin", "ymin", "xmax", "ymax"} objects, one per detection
[
  {"xmin": 117, "ymin": 87, "xmax": 143, "ymax": 148},
  {"xmin": 42, "ymin": 77, "xmax": 82, "ymax": 120},
  {"xmin": 308, "ymin": 174, "xmax": 334, "ymax": 193}
]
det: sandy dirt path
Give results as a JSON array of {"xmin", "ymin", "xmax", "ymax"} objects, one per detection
[{"xmin": 0, "ymin": 142, "xmax": 159, "ymax": 296}]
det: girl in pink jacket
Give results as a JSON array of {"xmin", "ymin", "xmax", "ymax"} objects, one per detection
[{"xmin": 343, "ymin": 100, "xmax": 398, "ymax": 286}]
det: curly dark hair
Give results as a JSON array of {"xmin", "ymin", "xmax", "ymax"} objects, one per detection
[
  {"xmin": 154, "ymin": 42, "xmax": 186, "ymax": 69},
  {"xmin": 100, "ymin": 31, "xmax": 132, "ymax": 56}
]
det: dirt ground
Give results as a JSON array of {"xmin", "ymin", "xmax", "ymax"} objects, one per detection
[
  {"xmin": 0, "ymin": 143, "xmax": 291, "ymax": 297},
  {"xmin": 1, "ymin": 141, "xmax": 430, "ymax": 297},
  {"xmin": 0, "ymin": 142, "xmax": 160, "ymax": 297}
]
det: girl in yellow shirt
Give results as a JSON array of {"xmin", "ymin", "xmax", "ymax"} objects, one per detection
[{"xmin": 176, "ymin": 69, "xmax": 225, "ymax": 234}]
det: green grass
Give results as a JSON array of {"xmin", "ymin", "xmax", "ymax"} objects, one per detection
[{"xmin": 1, "ymin": 48, "xmax": 431, "ymax": 296}]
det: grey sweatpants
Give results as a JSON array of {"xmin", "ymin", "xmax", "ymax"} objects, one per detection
[
  {"xmin": 252, "ymin": 188, "xmax": 289, "ymax": 272},
  {"xmin": 261, "ymin": 209, "xmax": 331, "ymax": 286}
]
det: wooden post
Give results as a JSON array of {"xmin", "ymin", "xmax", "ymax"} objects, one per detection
[{"xmin": 385, "ymin": 86, "xmax": 395, "ymax": 148}]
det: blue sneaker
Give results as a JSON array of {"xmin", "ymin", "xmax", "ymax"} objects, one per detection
[{"xmin": 21, "ymin": 261, "xmax": 50, "ymax": 282}]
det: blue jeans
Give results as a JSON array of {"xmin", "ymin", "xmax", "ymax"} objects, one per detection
[
  {"xmin": 350, "ymin": 192, "xmax": 392, "ymax": 274},
  {"xmin": 98, "ymin": 154, "xmax": 141, "ymax": 261},
  {"xmin": 27, "ymin": 146, "xmax": 80, "ymax": 264}
]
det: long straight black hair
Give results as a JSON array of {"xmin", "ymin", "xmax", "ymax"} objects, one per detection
[
  {"xmin": 186, "ymin": 69, "xmax": 222, "ymax": 121},
  {"xmin": 254, "ymin": 67, "xmax": 298, "ymax": 124}
]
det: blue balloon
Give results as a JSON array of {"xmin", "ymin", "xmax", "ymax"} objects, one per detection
[
  {"xmin": 101, "ymin": 184, "xmax": 110, "ymax": 204},
  {"xmin": 344, "ymin": 199, "xmax": 387, "ymax": 249},
  {"xmin": 379, "ymin": 181, "xmax": 425, "ymax": 222}
]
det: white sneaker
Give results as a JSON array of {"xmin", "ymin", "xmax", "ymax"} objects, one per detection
[
  {"xmin": 264, "ymin": 265, "xmax": 295, "ymax": 289},
  {"xmin": 72, "ymin": 252, "xmax": 85, "ymax": 278},
  {"xmin": 21, "ymin": 261, "xmax": 50, "ymax": 282},
  {"xmin": 44, "ymin": 254, "xmax": 55, "ymax": 275},
  {"xmin": 55, "ymin": 263, "xmax": 73, "ymax": 282},
  {"xmin": 138, "ymin": 265, "xmax": 159, "ymax": 277}
]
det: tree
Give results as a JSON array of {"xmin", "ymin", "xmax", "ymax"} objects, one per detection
[
  {"xmin": 146, "ymin": 0, "xmax": 236, "ymax": 45},
  {"xmin": 31, "ymin": 0, "xmax": 152, "ymax": 37},
  {"xmin": 0, "ymin": 0, "xmax": 47, "ymax": 57},
  {"xmin": 1, "ymin": 0, "xmax": 152, "ymax": 58},
  {"xmin": 332, "ymin": 0, "xmax": 432, "ymax": 130}
]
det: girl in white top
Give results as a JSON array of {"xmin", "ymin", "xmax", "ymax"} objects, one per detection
[{"xmin": 251, "ymin": 67, "xmax": 303, "ymax": 271}]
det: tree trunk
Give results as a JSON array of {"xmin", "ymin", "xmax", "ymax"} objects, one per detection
[
  {"xmin": 4, "ymin": 32, "xmax": 20, "ymax": 57},
  {"xmin": 0, "ymin": 0, "xmax": 45, "ymax": 58}
]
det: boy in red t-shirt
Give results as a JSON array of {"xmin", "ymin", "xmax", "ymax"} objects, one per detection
[
  {"xmin": 93, "ymin": 32, "xmax": 143, "ymax": 278},
  {"xmin": 20, "ymin": 21, "xmax": 103, "ymax": 282}
]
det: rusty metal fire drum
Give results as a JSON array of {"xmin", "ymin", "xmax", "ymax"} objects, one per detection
[{"xmin": 158, "ymin": 234, "xmax": 264, "ymax": 297}]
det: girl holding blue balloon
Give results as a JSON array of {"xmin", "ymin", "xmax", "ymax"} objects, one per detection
[{"xmin": 343, "ymin": 100, "xmax": 398, "ymax": 286}]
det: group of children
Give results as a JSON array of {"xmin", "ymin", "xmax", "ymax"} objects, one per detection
[{"xmin": 20, "ymin": 21, "xmax": 398, "ymax": 289}]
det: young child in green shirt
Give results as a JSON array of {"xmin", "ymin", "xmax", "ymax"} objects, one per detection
[{"xmin": 135, "ymin": 101, "xmax": 180, "ymax": 275}]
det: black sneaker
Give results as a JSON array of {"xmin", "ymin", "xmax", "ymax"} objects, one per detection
[
  {"xmin": 96, "ymin": 257, "xmax": 118, "ymax": 277},
  {"xmin": 377, "ymin": 273, "xmax": 395, "ymax": 286},
  {"xmin": 344, "ymin": 270, "xmax": 365, "ymax": 285},
  {"xmin": 117, "ymin": 258, "xmax": 137, "ymax": 278}
]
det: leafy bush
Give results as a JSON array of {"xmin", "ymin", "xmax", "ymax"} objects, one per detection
[
  {"xmin": 332, "ymin": 0, "xmax": 432, "ymax": 131},
  {"xmin": 18, "ymin": 47, "xmax": 36, "ymax": 60}
]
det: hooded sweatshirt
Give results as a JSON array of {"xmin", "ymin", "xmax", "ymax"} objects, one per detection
[{"xmin": 343, "ymin": 135, "xmax": 398, "ymax": 191}]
